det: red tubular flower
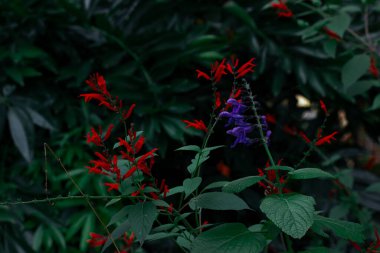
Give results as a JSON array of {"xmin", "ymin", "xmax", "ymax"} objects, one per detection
[
  {"xmin": 137, "ymin": 148, "xmax": 158, "ymax": 175},
  {"xmin": 215, "ymin": 91, "xmax": 222, "ymax": 109},
  {"xmin": 167, "ymin": 203, "xmax": 174, "ymax": 214},
  {"xmin": 320, "ymin": 100, "xmax": 328, "ymax": 115},
  {"xmin": 104, "ymin": 182, "xmax": 119, "ymax": 192},
  {"xmin": 271, "ymin": 1, "xmax": 293, "ymax": 18},
  {"xmin": 182, "ymin": 119, "xmax": 208, "ymax": 132},
  {"xmin": 315, "ymin": 131, "xmax": 339, "ymax": 146},
  {"xmin": 298, "ymin": 131, "xmax": 311, "ymax": 143},
  {"xmin": 134, "ymin": 136, "xmax": 145, "ymax": 154},
  {"xmin": 87, "ymin": 232, "xmax": 107, "ymax": 247},
  {"xmin": 236, "ymin": 58, "xmax": 256, "ymax": 78},
  {"xmin": 104, "ymin": 124, "xmax": 114, "ymax": 141},
  {"xmin": 80, "ymin": 93, "xmax": 106, "ymax": 103},
  {"xmin": 123, "ymin": 166, "xmax": 137, "ymax": 180},
  {"xmin": 118, "ymin": 137, "xmax": 134, "ymax": 154},
  {"xmin": 323, "ymin": 27, "xmax": 341, "ymax": 41},
  {"xmin": 369, "ymin": 56, "xmax": 379, "ymax": 78},
  {"xmin": 86, "ymin": 127, "xmax": 103, "ymax": 146},
  {"xmin": 122, "ymin": 104, "xmax": 136, "ymax": 120},
  {"xmin": 211, "ymin": 59, "xmax": 227, "ymax": 83},
  {"xmin": 196, "ymin": 70, "xmax": 211, "ymax": 80}
]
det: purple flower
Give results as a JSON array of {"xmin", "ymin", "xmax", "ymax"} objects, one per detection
[{"xmin": 227, "ymin": 126, "xmax": 256, "ymax": 148}]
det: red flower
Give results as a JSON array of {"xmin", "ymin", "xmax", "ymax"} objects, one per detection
[
  {"xmin": 104, "ymin": 124, "xmax": 114, "ymax": 141},
  {"xmin": 298, "ymin": 131, "xmax": 311, "ymax": 143},
  {"xmin": 123, "ymin": 166, "xmax": 137, "ymax": 180},
  {"xmin": 87, "ymin": 232, "xmax": 107, "ymax": 247},
  {"xmin": 315, "ymin": 131, "xmax": 339, "ymax": 146},
  {"xmin": 320, "ymin": 100, "xmax": 328, "ymax": 115},
  {"xmin": 271, "ymin": 0, "xmax": 293, "ymax": 18},
  {"xmin": 215, "ymin": 91, "xmax": 222, "ymax": 109},
  {"xmin": 104, "ymin": 182, "xmax": 119, "ymax": 192},
  {"xmin": 211, "ymin": 59, "xmax": 228, "ymax": 83},
  {"xmin": 236, "ymin": 58, "xmax": 256, "ymax": 78},
  {"xmin": 134, "ymin": 136, "xmax": 145, "ymax": 154},
  {"xmin": 182, "ymin": 119, "xmax": 208, "ymax": 132},
  {"xmin": 137, "ymin": 148, "xmax": 158, "ymax": 175},
  {"xmin": 167, "ymin": 203, "xmax": 174, "ymax": 214},
  {"xmin": 122, "ymin": 104, "xmax": 136, "ymax": 120},
  {"xmin": 196, "ymin": 70, "xmax": 211, "ymax": 80},
  {"xmin": 86, "ymin": 127, "xmax": 103, "ymax": 146},
  {"xmin": 85, "ymin": 73, "xmax": 110, "ymax": 96},
  {"xmin": 369, "ymin": 56, "xmax": 379, "ymax": 78},
  {"xmin": 80, "ymin": 93, "xmax": 106, "ymax": 103},
  {"xmin": 323, "ymin": 27, "xmax": 341, "ymax": 41}
]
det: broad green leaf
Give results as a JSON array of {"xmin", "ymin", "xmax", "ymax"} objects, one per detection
[
  {"xmin": 329, "ymin": 204, "xmax": 349, "ymax": 219},
  {"xmin": 337, "ymin": 169, "xmax": 353, "ymax": 189},
  {"xmin": 223, "ymin": 1, "xmax": 258, "ymax": 32},
  {"xmin": 311, "ymin": 215, "xmax": 364, "ymax": 242},
  {"xmin": 322, "ymin": 40, "xmax": 337, "ymax": 58},
  {"xmin": 222, "ymin": 176, "xmax": 264, "ymax": 193},
  {"xmin": 166, "ymin": 186, "xmax": 184, "ymax": 197},
  {"xmin": 8, "ymin": 107, "xmax": 33, "ymax": 162},
  {"xmin": 365, "ymin": 182, "xmax": 380, "ymax": 193},
  {"xmin": 260, "ymin": 193, "xmax": 315, "ymax": 239},
  {"xmin": 183, "ymin": 177, "xmax": 202, "ymax": 198},
  {"xmin": 346, "ymin": 80, "xmax": 380, "ymax": 97},
  {"xmin": 326, "ymin": 12, "xmax": 351, "ymax": 37},
  {"xmin": 265, "ymin": 166, "xmax": 294, "ymax": 171},
  {"xmin": 191, "ymin": 223, "xmax": 266, "ymax": 253},
  {"xmin": 189, "ymin": 192, "xmax": 250, "ymax": 211},
  {"xmin": 146, "ymin": 232, "xmax": 179, "ymax": 241},
  {"xmin": 108, "ymin": 206, "xmax": 131, "ymax": 226},
  {"xmin": 175, "ymin": 145, "xmax": 201, "ymax": 152},
  {"xmin": 203, "ymin": 181, "xmax": 229, "ymax": 191},
  {"xmin": 128, "ymin": 201, "xmax": 158, "ymax": 244},
  {"xmin": 288, "ymin": 168, "xmax": 335, "ymax": 180},
  {"xmin": 367, "ymin": 94, "xmax": 380, "ymax": 111},
  {"xmin": 342, "ymin": 54, "xmax": 370, "ymax": 88}
]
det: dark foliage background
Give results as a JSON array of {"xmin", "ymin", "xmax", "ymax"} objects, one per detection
[{"xmin": 0, "ymin": 0, "xmax": 379, "ymax": 252}]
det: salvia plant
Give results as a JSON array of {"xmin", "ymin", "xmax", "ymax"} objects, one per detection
[{"xmin": 15, "ymin": 57, "xmax": 375, "ymax": 253}]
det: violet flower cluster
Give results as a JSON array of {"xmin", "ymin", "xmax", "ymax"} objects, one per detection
[{"xmin": 219, "ymin": 98, "xmax": 271, "ymax": 148}]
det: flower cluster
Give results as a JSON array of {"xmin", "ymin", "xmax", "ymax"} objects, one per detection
[
  {"xmin": 271, "ymin": 0, "xmax": 293, "ymax": 18},
  {"xmin": 87, "ymin": 232, "xmax": 135, "ymax": 253}
]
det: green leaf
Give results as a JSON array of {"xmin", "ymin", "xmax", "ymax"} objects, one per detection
[
  {"xmin": 8, "ymin": 107, "xmax": 33, "ymax": 162},
  {"xmin": 260, "ymin": 193, "xmax": 316, "ymax": 239},
  {"xmin": 288, "ymin": 168, "xmax": 335, "ymax": 180},
  {"xmin": 108, "ymin": 206, "xmax": 131, "ymax": 226},
  {"xmin": 183, "ymin": 177, "xmax": 202, "ymax": 198},
  {"xmin": 222, "ymin": 176, "xmax": 264, "ymax": 193},
  {"xmin": 189, "ymin": 192, "xmax": 250, "ymax": 211},
  {"xmin": 166, "ymin": 186, "xmax": 184, "ymax": 197},
  {"xmin": 367, "ymin": 94, "xmax": 380, "ymax": 111},
  {"xmin": 4, "ymin": 67, "xmax": 24, "ymax": 86},
  {"xmin": 342, "ymin": 54, "xmax": 370, "ymax": 88},
  {"xmin": 223, "ymin": 1, "xmax": 258, "ymax": 32},
  {"xmin": 311, "ymin": 215, "xmax": 364, "ymax": 243},
  {"xmin": 203, "ymin": 181, "xmax": 229, "ymax": 191},
  {"xmin": 176, "ymin": 145, "xmax": 201, "ymax": 152},
  {"xmin": 346, "ymin": 80, "xmax": 380, "ymax": 97},
  {"xmin": 80, "ymin": 214, "xmax": 94, "ymax": 251},
  {"xmin": 33, "ymin": 225, "xmax": 44, "ymax": 251},
  {"xmin": 49, "ymin": 225, "xmax": 66, "ymax": 249},
  {"xmin": 265, "ymin": 166, "xmax": 294, "ymax": 171},
  {"xmin": 365, "ymin": 182, "xmax": 380, "ymax": 193},
  {"xmin": 128, "ymin": 201, "xmax": 158, "ymax": 244},
  {"xmin": 146, "ymin": 232, "xmax": 179, "ymax": 241},
  {"xmin": 105, "ymin": 198, "xmax": 121, "ymax": 207},
  {"xmin": 326, "ymin": 12, "xmax": 351, "ymax": 37},
  {"xmin": 203, "ymin": 145, "xmax": 225, "ymax": 152},
  {"xmin": 322, "ymin": 40, "xmax": 337, "ymax": 58},
  {"xmin": 191, "ymin": 223, "xmax": 266, "ymax": 253},
  {"xmin": 187, "ymin": 151, "xmax": 210, "ymax": 174}
]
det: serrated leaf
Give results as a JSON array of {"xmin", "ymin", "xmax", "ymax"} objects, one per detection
[
  {"xmin": 311, "ymin": 215, "xmax": 364, "ymax": 243},
  {"xmin": 203, "ymin": 181, "xmax": 229, "ymax": 191},
  {"xmin": 222, "ymin": 176, "xmax": 264, "ymax": 193},
  {"xmin": 176, "ymin": 145, "xmax": 201, "ymax": 152},
  {"xmin": 260, "ymin": 193, "xmax": 316, "ymax": 239},
  {"xmin": 288, "ymin": 168, "xmax": 335, "ymax": 180},
  {"xmin": 265, "ymin": 166, "xmax": 294, "ymax": 171},
  {"xmin": 128, "ymin": 201, "xmax": 158, "ymax": 244},
  {"xmin": 183, "ymin": 177, "xmax": 202, "ymax": 198},
  {"xmin": 342, "ymin": 54, "xmax": 370, "ymax": 88},
  {"xmin": 191, "ymin": 223, "xmax": 266, "ymax": 253},
  {"xmin": 366, "ymin": 182, "xmax": 380, "ymax": 192},
  {"xmin": 189, "ymin": 192, "xmax": 250, "ymax": 211}
]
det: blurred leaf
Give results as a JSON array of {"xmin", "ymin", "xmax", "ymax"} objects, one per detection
[
  {"xmin": 32, "ymin": 225, "xmax": 44, "ymax": 251},
  {"xmin": 326, "ymin": 12, "xmax": 351, "ymax": 37},
  {"xmin": 25, "ymin": 108, "xmax": 54, "ymax": 130},
  {"xmin": 8, "ymin": 107, "xmax": 33, "ymax": 162},
  {"xmin": 311, "ymin": 215, "xmax": 364, "ymax": 243},
  {"xmin": 176, "ymin": 145, "xmax": 201, "ymax": 152},
  {"xmin": 346, "ymin": 80, "xmax": 380, "ymax": 97},
  {"xmin": 342, "ymin": 54, "xmax": 370, "ymax": 88},
  {"xmin": 323, "ymin": 40, "xmax": 337, "ymax": 58},
  {"xmin": 224, "ymin": 1, "xmax": 258, "ymax": 32},
  {"xmin": 189, "ymin": 192, "xmax": 250, "ymax": 210},
  {"xmin": 366, "ymin": 182, "xmax": 380, "ymax": 192},
  {"xmin": 203, "ymin": 181, "xmax": 229, "ymax": 191},
  {"xmin": 191, "ymin": 223, "xmax": 266, "ymax": 253},
  {"xmin": 367, "ymin": 94, "xmax": 380, "ymax": 111},
  {"xmin": 4, "ymin": 67, "xmax": 24, "ymax": 86}
]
